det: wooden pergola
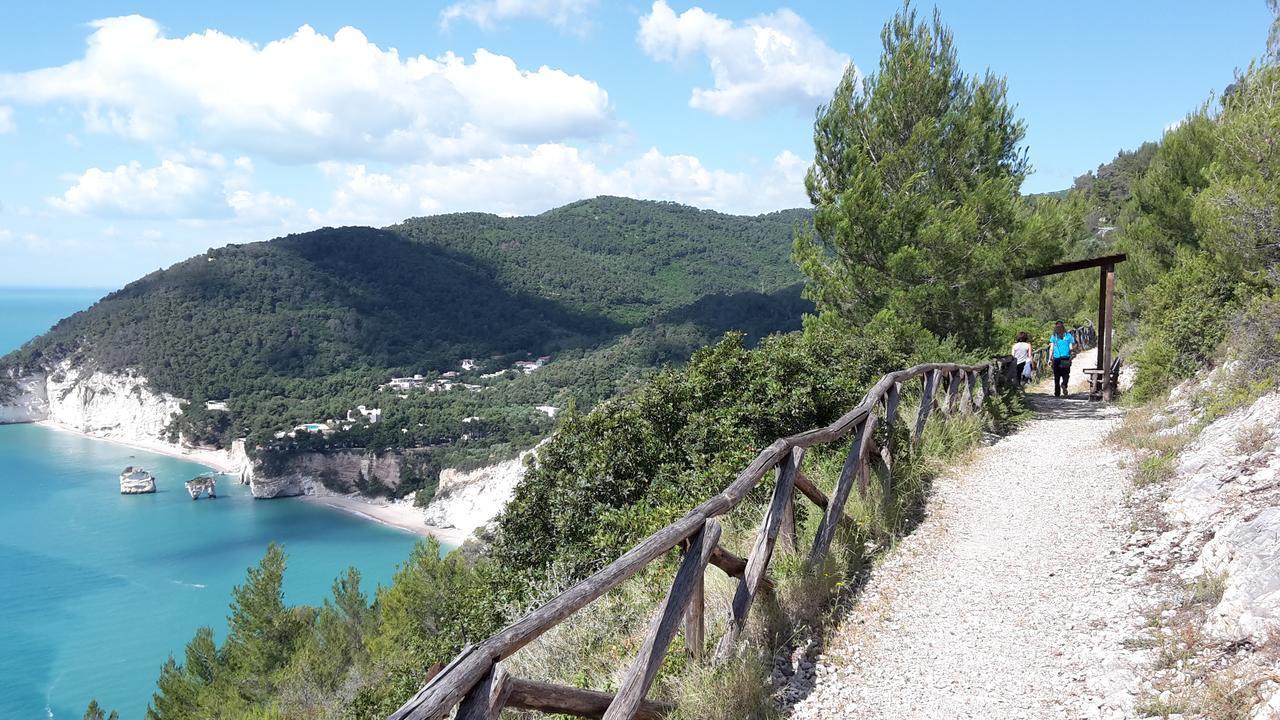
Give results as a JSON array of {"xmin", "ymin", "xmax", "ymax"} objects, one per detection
[{"xmin": 1023, "ymin": 253, "xmax": 1127, "ymax": 400}]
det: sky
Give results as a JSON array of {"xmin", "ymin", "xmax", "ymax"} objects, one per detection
[{"xmin": 0, "ymin": 0, "xmax": 1271, "ymax": 288}]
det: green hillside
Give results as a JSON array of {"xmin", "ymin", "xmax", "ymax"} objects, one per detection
[{"xmin": 2, "ymin": 197, "xmax": 812, "ymax": 478}]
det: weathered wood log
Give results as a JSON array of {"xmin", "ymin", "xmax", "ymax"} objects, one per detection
[
  {"xmin": 507, "ymin": 678, "xmax": 674, "ymax": 720},
  {"xmin": 912, "ymin": 369, "xmax": 940, "ymax": 450},
  {"xmin": 715, "ymin": 448, "xmax": 803, "ymax": 660},
  {"xmin": 778, "ymin": 490, "xmax": 796, "ymax": 553},
  {"xmin": 605, "ymin": 520, "xmax": 720, "ymax": 719},
  {"xmin": 854, "ymin": 414, "xmax": 880, "ymax": 500},
  {"xmin": 966, "ymin": 371, "xmax": 979, "ymax": 412},
  {"xmin": 685, "ymin": 567, "xmax": 704, "ymax": 661},
  {"xmin": 944, "ymin": 370, "xmax": 963, "ymax": 414},
  {"xmin": 808, "ymin": 419, "xmax": 873, "ymax": 566},
  {"xmin": 455, "ymin": 664, "xmax": 511, "ymax": 720},
  {"xmin": 707, "ymin": 545, "xmax": 774, "ymax": 592},
  {"xmin": 793, "ymin": 469, "xmax": 829, "ymax": 509}
]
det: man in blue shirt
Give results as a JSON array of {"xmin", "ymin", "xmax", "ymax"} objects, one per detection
[{"xmin": 1049, "ymin": 321, "xmax": 1076, "ymax": 397}]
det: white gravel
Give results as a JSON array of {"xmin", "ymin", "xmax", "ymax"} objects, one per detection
[{"xmin": 787, "ymin": 349, "xmax": 1146, "ymax": 720}]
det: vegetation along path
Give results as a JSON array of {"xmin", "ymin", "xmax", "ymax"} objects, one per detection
[{"xmin": 788, "ymin": 349, "xmax": 1145, "ymax": 720}]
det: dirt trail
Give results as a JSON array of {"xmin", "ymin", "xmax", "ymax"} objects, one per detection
[{"xmin": 787, "ymin": 349, "xmax": 1144, "ymax": 720}]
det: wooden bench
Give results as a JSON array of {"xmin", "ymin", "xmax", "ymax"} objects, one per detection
[{"xmin": 1083, "ymin": 356, "xmax": 1122, "ymax": 401}]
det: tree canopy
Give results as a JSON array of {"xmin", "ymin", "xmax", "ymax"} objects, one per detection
[{"xmin": 794, "ymin": 5, "xmax": 1058, "ymax": 350}]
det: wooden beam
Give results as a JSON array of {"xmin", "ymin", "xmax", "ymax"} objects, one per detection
[
  {"xmin": 1023, "ymin": 253, "xmax": 1128, "ymax": 279},
  {"xmin": 1102, "ymin": 263, "xmax": 1116, "ymax": 401},
  {"xmin": 684, "ymin": 568, "xmax": 704, "ymax": 661},
  {"xmin": 809, "ymin": 418, "xmax": 874, "ymax": 566},
  {"xmin": 456, "ymin": 664, "xmax": 511, "ymax": 720},
  {"xmin": 793, "ymin": 469, "xmax": 829, "ymax": 509},
  {"xmin": 707, "ymin": 545, "xmax": 774, "ymax": 592},
  {"xmin": 912, "ymin": 369, "xmax": 939, "ymax": 450},
  {"xmin": 716, "ymin": 449, "xmax": 803, "ymax": 660},
  {"xmin": 507, "ymin": 678, "xmax": 674, "ymax": 720},
  {"xmin": 606, "ymin": 520, "xmax": 720, "ymax": 719},
  {"xmin": 1097, "ymin": 265, "xmax": 1107, "ymax": 372}
]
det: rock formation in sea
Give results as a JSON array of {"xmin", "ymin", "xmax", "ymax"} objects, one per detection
[
  {"xmin": 185, "ymin": 475, "xmax": 217, "ymax": 500},
  {"xmin": 119, "ymin": 466, "xmax": 156, "ymax": 494}
]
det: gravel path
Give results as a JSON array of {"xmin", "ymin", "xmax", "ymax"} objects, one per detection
[{"xmin": 787, "ymin": 349, "xmax": 1145, "ymax": 720}]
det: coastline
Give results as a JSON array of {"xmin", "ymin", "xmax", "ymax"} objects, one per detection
[
  {"xmin": 32, "ymin": 419, "xmax": 241, "ymax": 474},
  {"xmin": 24, "ymin": 419, "xmax": 471, "ymax": 546},
  {"xmin": 298, "ymin": 493, "xmax": 469, "ymax": 546}
]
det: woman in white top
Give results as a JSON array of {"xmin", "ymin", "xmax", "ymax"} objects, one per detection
[{"xmin": 1011, "ymin": 331, "xmax": 1033, "ymax": 385}]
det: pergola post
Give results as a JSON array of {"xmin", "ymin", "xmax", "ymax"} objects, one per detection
[
  {"xmin": 1097, "ymin": 265, "xmax": 1107, "ymax": 374},
  {"xmin": 1101, "ymin": 262, "xmax": 1116, "ymax": 401}
]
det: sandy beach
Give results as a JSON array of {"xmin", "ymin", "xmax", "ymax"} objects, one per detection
[
  {"xmin": 299, "ymin": 493, "xmax": 470, "ymax": 545},
  {"xmin": 34, "ymin": 420, "xmax": 243, "ymax": 474},
  {"xmin": 28, "ymin": 420, "xmax": 471, "ymax": 545}
]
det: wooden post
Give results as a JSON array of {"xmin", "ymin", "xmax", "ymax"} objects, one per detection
[
  {"xmin": 508, "ymin": 679, "xmax": 674, "ymax": 720},
  {"xmin": 854, "ymin": 414, "xmax": 880, "ymax": 500},
  {"xmin": 716, "ymin": 449, "xmax": 803, "ymax": 660},
  {"xmin": 1102, "ymin": 263, "xmax": 1116, "ymax": 401},
  {"xmin": 1097, "ymin": 265, "xmax": 1107, "ymax": 374},
  {"xmin": 685, "ymin": 569, "xmax": 704, "ymax": 661},
  {"xmin": 809, "ymin": 418, "xmax": 874, "ymax": 566},
  {"xmin": 605, "ymin": 520, "xmax": 721, "ymax": 719},
  {"xmin": 944, "ymin": 371, "xmax": 962, "ymax": 414},
  {"xmin": 774, "ymin": 453, "xmax": 798, "ymax": 554},
  {"xmin": 456, "ymin": 664, "xmax": 512, "ymax": 720},
  {"xmin": 880, "ymin": 382, "xmax": 902, "ymax": 502},
  {"xmin": 912, "ymin": 370, "xmax": 939, "ymax": 450}
]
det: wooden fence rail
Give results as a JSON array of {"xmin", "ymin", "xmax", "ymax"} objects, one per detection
[{"xmin": 389, "ymin": 325, "xmax": 1096, "ymax": 720}]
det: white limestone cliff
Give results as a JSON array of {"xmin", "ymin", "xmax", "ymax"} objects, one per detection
[{"xmin": 421, "ymin": 443, "xmax": 539, "ymax": 537}]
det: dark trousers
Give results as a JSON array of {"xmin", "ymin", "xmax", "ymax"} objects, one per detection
[
  {"xmin": 1016, "ymin": 362, "xmax": 1027, "ymax": 386},
  {"xmin": 1053, "ymin": 357, "xmax": 1072, "ymax": 396}
]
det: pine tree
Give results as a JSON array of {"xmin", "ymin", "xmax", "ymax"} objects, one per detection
[
  {"xmin": 794, "ymin": 2, "xmax": 1055, "ymax": 349},
  {"xmin": 83, "ymin": 699, "xmax": 118, "ymax": 720},
  {"xmin": 223, "ymin": 543, "xmax": 303, "ymax": 700}
]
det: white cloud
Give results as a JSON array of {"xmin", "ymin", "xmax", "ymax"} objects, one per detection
[
  {"xmin": 52, "ymin": 158, "xmax": 230, "ymax": 219},
  {"xmin": 441, "ymin": 0, "xmax": 595, "ymax": 32},
  {"xmin": 638, "ymin": 1, "xmax": 850, "ymax": 118},
  {"xmin": 310, "ymin": 144, "xmax": 808, "ymax": 227},
  {"xmin": 0, "ymin": 16, "xmax": 613, "ymax": 163},
  {"xmin": 50, "ymin": 151, "xmax": 302, "ymax": 224},
  {"xmin": 0, "ymin": 105, "xmax": 14, "ymax": 133}
]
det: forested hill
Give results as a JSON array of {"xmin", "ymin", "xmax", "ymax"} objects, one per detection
[
  {"xmin": 2, "ymin": 197, "xmax": 812, "ymax": 460},
  {"xmin": 389, "ymin": 196, "xmax": 811, "ymax": 325}
]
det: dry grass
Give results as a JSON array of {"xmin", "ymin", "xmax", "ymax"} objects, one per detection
[
  {"xmin": 1234, "ymin": 421, "xmax": 1272, "ymax": 457},
  {"xmin": 1188, "ymin": 571, "xmax": 1228, "ymax": 607}
]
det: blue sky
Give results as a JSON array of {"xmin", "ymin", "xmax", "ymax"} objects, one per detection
[{"xmin": 0, "ymin": 0, "xmax": 1270, "ymax": 287}]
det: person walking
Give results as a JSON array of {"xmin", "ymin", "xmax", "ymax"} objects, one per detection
[
  {"xmin": 1049, "ymin": 321, "xmax": 1076, "ymax": 397},
  {"xmin": 1011, "ymin": 331, "xmax": 1033, "ymax": 386}
]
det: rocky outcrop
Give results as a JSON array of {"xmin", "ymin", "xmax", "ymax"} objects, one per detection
[
  {"xmin": 120, "ymin": 466, "xmax": 156, "ymax": 494},
  {"xmin": 186, "ymin": 475, "xmax": 217, "ymax": 500},
  {"xmin": 250, "ymin": 451, "xmax": 404, "ymax": 499},
  {"xmin": 1120, "ymin": 374, "xmax": 1280, "ymax": 714},
  {"xmin": 0, "ymin": 360, "xmax": 182, "ymax": 442},
  {"xmin": 422, "ymin": 444, "xmax": 539, "ymax": 536},
  {"xmin": 0, "ymin": 372, "xmax": 49, "ymax": 423}
]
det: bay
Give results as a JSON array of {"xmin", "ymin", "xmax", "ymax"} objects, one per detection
[{"xmin": 0, "ymin": 288, "xmax": 425, "ymax": 719}]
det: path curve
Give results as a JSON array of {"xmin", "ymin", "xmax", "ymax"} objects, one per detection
[{"xmin": 787, "ymin": 349, "xmax": 1143, "ymax": 720}]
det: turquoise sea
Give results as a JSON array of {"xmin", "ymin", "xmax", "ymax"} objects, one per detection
[{"xmin": 0, "ymin": 288, "xmax": 423, "ymax": 719}]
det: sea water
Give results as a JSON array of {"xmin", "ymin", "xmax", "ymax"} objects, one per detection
[{"xmin": 0, "ymin": 288, "xmax": 424, "ymax": 719}]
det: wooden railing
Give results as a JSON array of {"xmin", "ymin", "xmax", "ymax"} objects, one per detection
[{"xmin": 389, "ymin": 325, "xmax": 1096, "ymax": 720}]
